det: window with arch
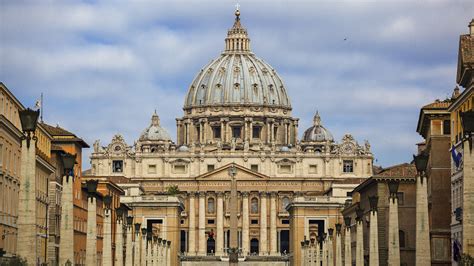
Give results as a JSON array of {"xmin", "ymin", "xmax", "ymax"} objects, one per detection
[
  {"xmin": 207, "ymin": 198, "xmax": 215, "ymax": 214},
  {"xmin": 399, "ymin": 230, "xmax": 406, "ymax": 248},
  {"xmin": 251, "ymin": 197, "xmax": 259, "ymax": 214},
  {"xmin": 281, "ymin": 197, "xmax": 290, "ymax": 210}
]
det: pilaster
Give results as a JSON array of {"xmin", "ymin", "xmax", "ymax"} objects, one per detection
[
  {"xmin": 242, "ymin": 192, "xmax": 250, "ymax": 255},
  {"xmin": 259, "ymin": 192, "xmax": 268, "ymax": 255},
  {"xmin": 198, "ymin": 192, "xmax": 206, "ymax": 255}
]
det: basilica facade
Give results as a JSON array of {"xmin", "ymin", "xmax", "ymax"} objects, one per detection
[{"xmin": 88, "ymin": 9, "xmax": 373, "ymax": 265}]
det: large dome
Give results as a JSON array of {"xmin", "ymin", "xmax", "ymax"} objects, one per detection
[
  {"xmin": 302, "ymin": 112, "xmax": 334, "ymax": 142},
  {"xmin": 184, "ymin": 10, "xmax": 291, "ymax": 110},
  {"xmin": 139, "ymin": 112, "xmax": 171, "ymax": 142}
]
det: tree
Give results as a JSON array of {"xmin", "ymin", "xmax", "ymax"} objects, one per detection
[{"xmin": 166, "ymin": 185, "xmax": 180, "ymax": 195}]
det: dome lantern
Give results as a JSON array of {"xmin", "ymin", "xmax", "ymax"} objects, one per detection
[{"xmin": 225, "ymin": 7, "xmax": 251, "ymax": 53}]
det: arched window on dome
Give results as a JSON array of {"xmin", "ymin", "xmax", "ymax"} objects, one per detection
[
  {"xmin": 251, "ymin": 197, "xmax": 259, "ymax": 214},
  {"xmin": 281, "ymin": 197, "xmax": 290, "ymax": 211},
  {"xmin": 208, "ymin": 198, "xmax": 215, "ymax": 214}
]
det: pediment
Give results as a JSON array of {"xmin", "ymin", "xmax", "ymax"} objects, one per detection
[{"xmin": 196, "ymin": 163, "xmax": 269, "ymax": 181}]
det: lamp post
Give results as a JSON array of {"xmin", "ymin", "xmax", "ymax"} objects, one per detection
[
  {"xmin": 387, "ymin": 181, "xmax": 400, "ymax": 266},
  {"xmin": 17, "ymin": 108, "xmax": 40, "ymax": 265},
  {"xmin": 413, "ymin": 152, "xmax": 431, "ymax": 266},
  {"xmin": 355, "ymin": 208, "xmax": 364, "ymax": 266},
  {"xmin": 115, "ymin": 206, "xmax": 124, "ymax": 266},
  {"xmin": 300, "ymin": 241, "xmax": 307, "ymax": 266},
  {"xmin": 86, "ymin": 179, "xmax": 98, "ymax": 266},
  {"xmin": 309, "ymin": 238, "xmax": 315, "ymax": 266},
  {"xmin": 166, "ymin": 240, "xmax": 172, "ymax": 266},
  {"xmin": 368, "ymin": 196, "xmax": 379, "ymax": 266},
  {"xmin": 343, "ymin": 217, "xmax": 352, "ymax": 266},
  {"xmin": 103, "ymin": 195, "xmax": 113, "ymax": 266},
  {"xmin": 125, "ymin": 216, "xmax": 134, "ymax": 266},
  {"xmin": 59, "ymin": 153, "xmax": 76, "ymax": 266},
  {"xmin": 153, "ymin": 236, "xmax": 158, "ymax": 266}
]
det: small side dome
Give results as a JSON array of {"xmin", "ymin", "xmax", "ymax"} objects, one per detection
[
  {"xmin": 302, "ymin": 111, "xmax": 334, "ymax": 142},
  {"xmin": 139, "ymin": 111, "xmax": 172, "ymax": 141},
  {"xmin": 177, "ymin": 145, "xmax": 189, "ymax": 152}
]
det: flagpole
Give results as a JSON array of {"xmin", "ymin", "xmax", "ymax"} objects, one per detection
[{"xmin": 40, "ymin": 92, "xmax": 43, "ymax": 122}]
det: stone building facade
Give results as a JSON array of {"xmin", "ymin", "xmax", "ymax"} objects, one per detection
[
  {"xmin": 342, "ymin": 163, "xmax": 417, "ymax": 266},
  {"xmin": 89, "ymin": 10, "xmax": 373, "ymax": 265},
  {"xmin": 449, "ymin": 18, "xmax": 474, "ymax": 263},
  {"xmin": 416, "ymin": 96, "xmax": 453, "ymax": 264}
]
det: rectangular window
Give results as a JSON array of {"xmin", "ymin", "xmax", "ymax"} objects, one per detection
[
  {"xmin": 112, "ymin": 160, "xmax": 123, "ymax": 173},
  {"xmin": 232, "ymin": 126, "xmax": 242, "ymax": 139},
  {"xmin": 148, "ymin": 164, "xmax": 157, "ymax": 174},
  {"xmin": 252, "ymin": 126, "xmax": 261, "ymax": 139},
  {"xmin": 309, "ymin": 164, "xmax": 317, "ymax": 174},
  {"xmin": 282, "ymin": 219, "xmax": 290, "ymax": 225},
  {"xmin": 174, "ymin": 165, "xmax": 186, "ymax": 174},
  {"xmin": 250, "ymin": 164, "xmax": 259, "ymax": 172},
  {"xmin": 0, "ymin": 143, "xmax": 3, "ymax": 166},
  {"xmin": 213, "ymin": 126, "xmax": 221, "ymax": 139},
  {"xmin": 273, "ymin": 127, "xmax": 278, "ymax": 140},
  {"xmin": 207, "ymin": 164, "xmax": 215, "ymax": 172},
  {"xmin": 397, "ymin": 192, "xmax": 404, "ymax": 205},
  {"xmin": 279, "ymin": 165, "xmax": 292, "ymax": 174},
  {"xmin": 443, "ymin": 120, "xmax": 451, "ymax": 135},
  {"xmin": 207, "ymin": 219, "xmax": 215, "ymax": 224},
  {"xmin": 251, "ymin": 219, "xmax": 259, "ymax": 225},
  {"xmin": 343, "ymin": 160, "xmax": 354, "ymax": 173}
]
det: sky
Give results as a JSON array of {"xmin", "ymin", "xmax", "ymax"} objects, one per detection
[{"xmin": 1, "ymin": 0, "xmax": 473, "ymax": 169}]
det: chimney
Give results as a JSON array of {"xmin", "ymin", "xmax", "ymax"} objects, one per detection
[{"xmin": 470, "ymin": 19, "xmax": 474, "ymax": 36}]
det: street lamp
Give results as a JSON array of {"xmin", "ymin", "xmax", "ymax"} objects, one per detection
[
  {"xmin": 19, "ymin": 108, "xmax": 40, "ymax": 148},
  {"xmin": 344, "ymin": 217, "xmax": 351, "ymax": 227},
  {"xmin": 328, "ymin": 228, "xmax": 334, "ymax": 237},
  {"xmin": 141, "ymin": 227, "xmax": 147, "ymax": 237},
  {"xmin": 126, "ymin": 216, "xmax": 133, "ymax": 226},
  {"xmin": 86, "ymin": 180, "xmax": 98, "ymax": 195},
  {"xmin": 116, "ymin": 206, "xmax": 124, "ymax": 221},
  {"xmin": 134, "ymin": 223, "xmax": 141, "ymax": 234},
  {"xmin": 460, "ymin": 110, "xmax": 474, "ymax": 150},
  {"xmin": 60, "ymin": 153, "xmax": 76, "ymax": 178},
  {"xmin": 103, "ymin": 195, "xmax": 112, "ymax": 210},
  {"xmin": 355, "ymin": 208, "xmax": 364, "ymax": 221},
  {"xmin": 388, "ymin": 181, "xmax": 399, "ymax": 196},
  {"xmin": 413, "ymin": 152, "xmax": 429, "ymax": 174},
  {"xmin": 335, "ymin": 223, "xmax": 342, "ymax": 234},
  {"xmin": 368, "ymin": 196, "xmax": 379, "ymax": 212}
]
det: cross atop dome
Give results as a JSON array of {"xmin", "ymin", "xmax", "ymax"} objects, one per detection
[
  {"xmin": 151, "ymin": 110, "xmax": 160, "ymax": 126},
  {"xmin": 313, "ymin": 111, "xmax": 321, "ymax": 126}
]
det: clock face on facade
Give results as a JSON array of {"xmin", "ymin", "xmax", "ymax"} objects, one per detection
[{"xmin": 114, "ymin": 145, "xmax": 122, "ymax": 152}]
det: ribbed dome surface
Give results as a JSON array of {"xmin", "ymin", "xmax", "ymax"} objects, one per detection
[
  {"xmin": 184, "ymin": 9, "xmax": 291, "ymax": 109},
  {"xmin": 302, "ymin": 112, "xmax": 334, "ymax": 142},
  {"xmin": 139, "ymin": 112, "xmax": 171, "ymax": 141}
]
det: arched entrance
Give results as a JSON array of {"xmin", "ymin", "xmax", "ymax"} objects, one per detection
[
  {"xmin": 250, "ymin": 238, "xmax": 259, "ymax": 255},
  {"xmin": 207, "ymin": 237, "xmax": 215, "ymax": 254}
]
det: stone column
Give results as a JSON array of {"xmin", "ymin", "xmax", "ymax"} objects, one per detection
[
  {"xmin": 259, "ymin": 192, "xmax": 268, "ymax": 255},
  {"xmin": 162, "ymin": 240, "xmax": 168, "ymax": 266},
  {"xmin": 166, "ymin": 241, "xmax": 171, "ymax": 266},
  {"xmin": 198, "ymin": 192, "xmax": 206, "ymax": 255},
  {"xmin": 328, "ymin": 229, "xmax": 334, "ymax": 266},
  {"xmin": 125, "ymin": 222, "xmax": 133, "ymax": 266},
  {"xmin": 153, "ymin": 238, "xmax": 158, "ymax": 266},
  {"xmin": 310, "ymin": 239, "xmax": 316, "ymax": 266},
  {"xmin": 157, "ymin": 238, "xmax": 163, "ymax": 265},
  {"xmin": 270, "ymin": 192, "xmax": 278, "ymax": 255},
  {"xmin": 59, "ymin": 174, "xmax": 74, "ymax": 265},
  {"xmin": 103, "ymin": 206, "xmax": 113, "ymax": 266},
  {"xmin": 141, "ymin": 229, "xmax": 147, "ymax": 266},
  {"xmin": 115, "ymin": 218, "xmax": 124, "ymax": 266},
  {"xmin": 17, "ymin": 137, "xmax": 37, "ymax": 264},
  {"xmin": 387, "ymin": 182, "xmax": 400, "ymax": 266},
  {"xmin": 322, "ymin": 237, "xmax": 327, "ymax": 266},
  {"xmin": 344, "ymin": 217, "xmax": 352, "ymax": 266},
  {"xmin": 355, "ymin": 208, "xmax": 364, "ymax": 266},
  {"xmin": 86, "ymin": 192, "xmax": 98, "ymax": 265},
  {"xmin": 335, "ymin": 224, "xmax": 342, "ymax": 266},
  {"xmin": 242, "ymin": 192, "xmax": 250, "ymax": 255},
  {"xmin": 316, "ymin": 240, "xmax": 321, "ymax": 266},
  {"xmin": 368, "ymin": 196, "xmax": 379, "ymax": 266},
  {"xmin": 301, "ymin": 240, "xmax": 308, "ymax": 266},
  {"xmin": 216, "ymin": 192, "xmax": 225, "ymax": 256},
  {"xmin": 416, "ymin": 173, "xmax": 431, "ymax": 266},
  {"xmin": 188, "ymin": 193, "xmax": 196, "ymax": 255},
  {"xmin": 133, "ymin": 224, "xmax": 141, "ymax": 266},
  {"xmin": 146, "ymin": 238, "xmax": 152, "ymax": 266}
]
